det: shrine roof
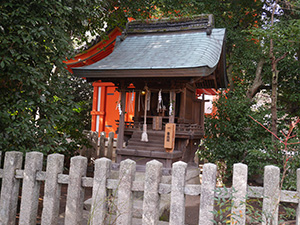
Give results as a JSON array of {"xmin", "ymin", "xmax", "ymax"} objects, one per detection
[{"xmin": 72, "ymin": 15, "xmax": 228, "ymax": 89}]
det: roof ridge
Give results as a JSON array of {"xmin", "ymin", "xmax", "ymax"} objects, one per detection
[{"xmin": 126, "ymin": 14, "xmax": 214, "ymax": 34}]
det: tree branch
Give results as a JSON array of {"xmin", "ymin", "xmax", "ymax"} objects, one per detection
[
  {"xmin": 275, "ymin": 52, "xmax": 288, "ymax": 64},
  {"xmin": 246, "ymin": 58, "xmax": 265, "ymax": 99}
]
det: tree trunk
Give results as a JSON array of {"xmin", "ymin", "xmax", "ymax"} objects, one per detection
[
  {"xmin": 246, "ymin": 58, "xmax": 265, "ymax": 100},
  {"xmin": 271, "ymin": 68, "xmax": 278, "ymax": 142}
]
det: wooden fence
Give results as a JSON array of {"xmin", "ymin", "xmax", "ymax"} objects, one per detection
[
  {"xmin": 0, "ymin": 151, "xmax": 300, "ymax": 225},
  {"xmin": 81, "ymin": 131, "xmax": 115, "ymax": 161}
]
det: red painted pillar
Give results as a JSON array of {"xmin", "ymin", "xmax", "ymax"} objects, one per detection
[
  {"xmin": 91, "ymin": 82, "xmax": 135, "ymax": 137},
  {"xmin": 91, "ymin": 81, "xmax": 116, "ymax": 136},
  {"xmin": 91, "ymin": 83, "xmax": 99, "ymax": 132},
  {"xmin": 99, "ymin": 84, "xmax": 107, "ymax": 133},
  {"xmin": 91, "ymin": 81, "xmax": 107, "ymax": 134}
]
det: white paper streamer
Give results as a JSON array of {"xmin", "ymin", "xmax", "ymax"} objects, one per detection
[
  {"xmin": 116, "ymin": 95, "xmax": 122, "ymax": 115},
  {"xmin": 157, "ymin": 89, "xmax": 162, "ymax": 113},
  {"xmin": 118, "ymin": 103, "xmax": 122, "ymax": 115},
  {"xmin": 169, "ymin": 102, "xmax": 173, "ymax": 116}
]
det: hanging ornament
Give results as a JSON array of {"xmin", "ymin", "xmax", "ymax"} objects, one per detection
[
  {"xmin": 169, "ymin": 102, "xmax": 173, "ymax": 116},
  {"xmin": 157, "ymin": 89, "xmax": 162, "ymax": 113},
  {"xmin": 117, "ymin": 103, "xmax": 122, "ymax": 115},
  {"xmin": 116, "ymin": 95, "xmax": 122, "ymax": 115}
]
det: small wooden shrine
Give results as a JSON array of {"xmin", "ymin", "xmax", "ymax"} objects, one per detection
[{"xmin": 73, "ymin": 15, "xmax": 227, "ymax": 171}]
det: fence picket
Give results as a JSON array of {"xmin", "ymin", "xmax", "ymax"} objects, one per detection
[
  {"xmin": 231, "ymin": 163, "xmax": 248, "ymax": 225},
  {"xmin": 262, "ymin": 165, "xmax": 280, "ymax": 225},
  {"xmin": 116, "ymin": 159, "xmax": 136, "ymax": 225},
  {"xmin": 65, "ymin": 156, "xmax": 87, "ymax": 225},
  {"xmin": 1, "ymin": 150, "xmax": 300, "ymax": 225},
  {"xmin": 19, "ymin": 152, "xmax": 43, "ymax": 225},
  {"xmin": 107, "ymin": 131, "xmax": 115, "ymax": 160},
  {"xmin": 142, "ymin": 160, "xmax": 163, "ymax": 225},
  {"xmin": 198, "ymin": 163, "xmax": 217, "ymax": 225},
  {"xmin": 169, "ymin": 161, "xmax": 187, "ymax": 225},
  {"xmin": 41, "ymin": 153, "xmax": 64, "ymax": 225},
  {"xmin": 99, "ymin": 131, "xmax": 106, "ymax": 158},
  {"xmin": 90, "ymin": 157, "xmax": 112, "ymax": 225},
  {"xmin": 0, "ymin": 151, "xmax": 23, "ymax": 225}
]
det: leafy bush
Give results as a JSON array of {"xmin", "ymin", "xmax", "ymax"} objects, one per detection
[
  {"xmin": 199, "ymin": 87, "xmax": 272, "ymax": 180},
  {"xmin": 199, "ymin": 85, "xmax": 300, "ymax": 189},
  {"xmin": 0, "ymin": 0, "xmax": 99, "ymax": 156}
]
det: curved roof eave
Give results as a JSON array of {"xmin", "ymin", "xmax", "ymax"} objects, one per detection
[
  {"xmin": 72, "ymin": 28, "xmax": 226, "ymax": 80},
  {"xmin": 73, "ymin": 66, "xmax": 216, "ymax": 79}
]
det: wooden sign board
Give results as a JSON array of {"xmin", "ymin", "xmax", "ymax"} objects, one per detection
[
  {"xmin": 153, "ymin": 116, "xmax": 162, "ymax": 130},
  {"xmin": 164, "ymin": 123, "xmax": 176, "ymax": 152}
]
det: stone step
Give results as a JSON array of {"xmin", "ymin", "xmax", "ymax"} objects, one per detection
[
  {"xmin": 131, "ymin": 131, "xmax": 165, "ymax": 139},
  {"xmin": 128, "ymin": 137, "xmax": 165, "ymax": 143},
  {"xmin": 117, "ymin": 149, "xmax": 182, "ymax": 159},
  {"xmin": 126, "ymin": 141, "xmax": 164, "ymax": 149},
  {"xmin": 131, "ymin": 134, "xmax": 165, "ymax": 140},
  {"xmin": 125, "ymin": 146, "xmax": 165, "ymax": 152},
  {"xmin": 83, "ymin": 195, "xmax": 170, "ymax": 220},
  {"xmin": 58, "ymin": 210, "xmax": 169, "ymax": 225}
]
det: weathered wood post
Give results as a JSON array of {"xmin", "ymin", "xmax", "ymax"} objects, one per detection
[
  {"xmin": 0, "ymin": 151, "xmax": 23, "ymax": 225},
  {"xmin": 169, "ymin": 161, "xmax": 187, "ymax": 225},
  {"xmin": 262, "ymin": 165, "xmax": 280, "ymax": 225},
  {"xmin": 142, "ymin": 160, "xmax": 163, "ymax": 225},
  {"xmin": 107, "ymin": 131, "xmax": 114, "ymax": 160},
  {"xmin": 90, "ymin": 157, "xmax": 111, "ymax": 225},
  {"xmin": 99, "ymin": 131, "xmax": 106, "ymax": 158},
  {"xmin": 19, "ymin": 152, "xmax": 43, "ymax": 225},
  {"xmin": 231, "ymin": 163, "xmax": 248, "ymax": 225},
  {"xmin": 116, "ymin": 159, "xmax": 136, "ymax": 225},
  {"xmin": 41, "ymin": 153, "xmax": 64, "ymax": 225},
  {"xmin": 199, "ymin": 163, "xmax": 217, "ymax": 225},
  {"xmin": 65, "ymin": 156, "xmax": 87, "ymax": 225}
]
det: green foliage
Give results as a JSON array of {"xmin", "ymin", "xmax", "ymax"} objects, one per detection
[
  {"xmin": 197, "ymin": 0, "xmax": 300, "ymax": 189},
  {"xmin": 200, "ymin": 85, "xmax": 275, "ymax": 179},
  {"xmin": 277, "ymin": 54, "xmax": 300, "ymax": 116},
  {"xmin": 120, "ymin": 0, "xmax": 203, "ymax": 19},
  {"xmin": 213, "ymin": 186, "xmax": 297, "ymax": 224},
  {"xmin": 280, "ymin": 204, "xmax": 296, "ymax": 221},
  {"xmin": 0, "ymin": 0, "xmax": 100, "ymax": 155},
  {"xmin": 212, "ymin": 186, "xmax": 265, "ymax": 224},
  {"xmin": 201, "ymin": 84, "xmax": 300, "ymax": 188},
  {"xmin": 212, "ymin": 186, "xmax": 235, "ymax": 224}
]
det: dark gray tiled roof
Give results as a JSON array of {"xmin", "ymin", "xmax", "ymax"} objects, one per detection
[{"xmin": 74, "ymin": 28, "xmax": 225, "ymax": 72}]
